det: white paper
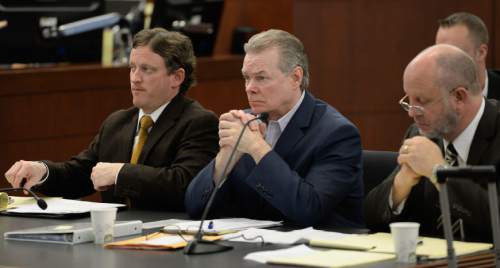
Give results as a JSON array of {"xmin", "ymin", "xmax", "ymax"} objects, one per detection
[
  {"xmin": 223, "ymin": 227, "xmax": 350, "ymax": 244},
  {"xmin": 163, "ymin": 218, "xmax": 282, "ymax": 235},
  {"xmin": 244, "ymin": 244, "xmax": 318, "ymax": 264},
  {"xmin": 8, "ymin": 198, "xmax": 124, "ymax": 214},
  {"xmin": 142, "ymin": 219, "xmax": 191, "ymax": 230}
]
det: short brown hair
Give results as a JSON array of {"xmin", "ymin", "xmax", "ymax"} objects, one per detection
[
  {"xmin": 438, "ymin": 12, "xmax": 489, "ymax": 47},
  {"xmin": 133, "ymin": 28, "xmax": 196, "ymax": 93}
]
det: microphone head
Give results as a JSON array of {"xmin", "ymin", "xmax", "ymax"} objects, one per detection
[
  {"xmin": 37, "ymin": 199, "xmax": 48, "ymax": 210},
  {"xmin": 259, "ymin": 112, "xmax": 269, "ymax": 124}
]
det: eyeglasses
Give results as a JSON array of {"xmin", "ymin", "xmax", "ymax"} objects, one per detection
[{"xmin": 399, "ymin": 87, "xmax": 460, "ymax": 116}]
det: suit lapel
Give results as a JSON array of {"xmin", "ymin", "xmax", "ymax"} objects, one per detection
[
  {"xmin": 274, "ymin": 91, "xmax": 315, "ymax": 157},
  {"xmin": 468, "ymin": 99, "xmax": 497, "ymax": 165},
  {"xmin": 138, "ymin": 94, "xmax": 190, "ymax": 163},
  {"xmin": 122, "ymin": 110, "xmax": 139, "ymax": 162}
]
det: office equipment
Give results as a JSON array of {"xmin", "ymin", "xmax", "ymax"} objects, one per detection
[
  {"xmin": 0, "ymin": 0, "xmax": 105, "ymax": 63},
  {"xmin": 184, "ymin": 113, "xmax": 269, "ymax": 255},
  {"xmin": 435, "ymin": 165, "xmax": 500, "ymax": 268},
  {"xmin": 4, "ymin": 220, "xmax": 142, "ymax": 244},
  {"xmin": 0, "ymin": 187, "xmax": 48, "ymax": 210},
  {"xmin": 150, "ymin": 0, "xmax": 224, "ymax": 56},
  {"xmin": 2, "ymin": 196, "xmax": 125, "ymax": 218}
]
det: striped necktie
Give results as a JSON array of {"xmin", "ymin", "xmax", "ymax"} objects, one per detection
[{"xmin": 445, "ymin": 143, "xmax": 459, "ymax": 167}]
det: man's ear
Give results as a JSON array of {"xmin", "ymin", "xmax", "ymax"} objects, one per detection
[
  {"xmin": 453, "ymin": 86, "xmax": 468, "ymax": 104},
  {"xmin": 476, "ymin": 44, "xmax": 488, "ymax": 62},
  {"xmin": 171, "ymin": 68, "xmax": 185, "ymax": 88},
  {"xmin": 290, "ymin": 66, "xmax": 303, "ymax": 89}
]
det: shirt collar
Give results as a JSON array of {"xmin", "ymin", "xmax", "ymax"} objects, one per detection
[
  {"xmin": 443, "ymin": 98, "xmax": 485, "ymax": 164},
  {"xmin": 269, "ymin": 90, "xmax": 306, "ymax": 132},
  {"xmin": 483, "ymin": 70, "xmax": 489, "ymax": 97},
  {"xmin": 137, "ymin": 102, "xmax": 169, "ymax": 131}
]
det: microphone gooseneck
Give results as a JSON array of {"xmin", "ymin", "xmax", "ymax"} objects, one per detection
[
  {"xmin": 0, "ymin": 187, "xmax": 48, "ymax": 210},
  {"xmin": 184, "ymin": 112, "xmax": 269, "ymax": 255}
]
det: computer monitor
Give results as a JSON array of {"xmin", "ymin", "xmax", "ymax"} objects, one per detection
[
  {"xmin": 0, "ymin": 0, "xmax": 105, "ymax": 64},
  {"xmin": 150, "ymin": 0, "xmax": 224, "ymax": 56}
]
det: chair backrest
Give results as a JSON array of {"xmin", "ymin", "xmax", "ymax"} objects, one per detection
[{"xmin": 362, "ymin": 150, "xmax": 398, "ymax": 195}]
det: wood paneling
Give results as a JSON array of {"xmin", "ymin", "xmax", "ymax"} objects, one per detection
[{"xmin": 293, "ymin": 0, "xmax": 497, "ymax": 150}]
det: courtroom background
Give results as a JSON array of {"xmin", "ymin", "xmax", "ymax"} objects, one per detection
[{"xmin": 2, "ymin": 0, "xmax": 500, "ymax": 197}]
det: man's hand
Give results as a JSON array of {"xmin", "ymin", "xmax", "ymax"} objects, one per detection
[
  {"xmin": 91, "ymin": 162, "xmax": 124, "ymax": 191},
  {"xmin": 398, "ymin": 136, "xmax": 446, "ymax": 178},
  {"xmin": 4, "ymin": 160, "xmax": 47, "ymax": 191},
  {"xmin": 391, "ymin": 163, "xmax": 420, "ymax": 207}
]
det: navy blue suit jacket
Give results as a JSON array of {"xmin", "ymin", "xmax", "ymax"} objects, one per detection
[{"xmin": 185, "ymin": 91, "xmax": 364, "ymax": 228}]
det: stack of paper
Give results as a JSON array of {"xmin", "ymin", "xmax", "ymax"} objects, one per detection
[
  {"xmin": 2, "ymin": 196, "xmax": 125, "ymax": 218},
  {"xmin": 223, "ymin": 227, "xmax": 350, "ymax": 244},
  {"xmin": 104, "ymin": 232, "xmax": 220, "ymax": 250},
  {"xmin": 163, "ymin": 218, "xmax": 282, "ymax": 235}
]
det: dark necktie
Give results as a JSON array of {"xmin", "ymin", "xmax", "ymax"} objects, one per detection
[{"xmin": 445, "ymin": 143, "xmax": 459, "ymax": 167}]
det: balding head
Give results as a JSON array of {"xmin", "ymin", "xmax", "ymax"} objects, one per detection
[{"xmin": 405, "ymin": 44, "xmax": 481, "ymax": 96}]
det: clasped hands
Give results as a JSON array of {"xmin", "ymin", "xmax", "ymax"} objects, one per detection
[
  {"xmin": 4, "ymin": 160, "xmax": 124, "ymax": 192},
  {"xmin": 395, "ymin": 136, "xmax": 447, "ymax": 190},
  {"xmin": 218, "ymin": 110, "xmax": 270, "ymax": 161}
]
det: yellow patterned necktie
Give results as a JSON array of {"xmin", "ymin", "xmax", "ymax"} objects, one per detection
[{"xmin": 130, "ymin": 115, "xmax": 154, "ymax": 164}]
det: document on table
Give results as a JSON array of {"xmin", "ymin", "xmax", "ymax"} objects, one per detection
[
  {"xmin": 223, "ymin": 227, "xmax": 350, "ymax": 245},
  {"xmin": 105, "ymin": 232, "xmax": 221, "ymax": 250},
  {"xmin": 244, "ymin": 244, "xmax": 395, "ymax": 267},
  {"xmin": 1, "ymin": 196, "xmax": 125, "ymax": 218},
  {"xmin": 163, "ymin": 218, "xmax": 282, "ymax": 235}
]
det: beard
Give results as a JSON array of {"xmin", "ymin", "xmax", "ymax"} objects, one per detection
[{"xmin": 418, "ymin": 102, "xmax": 459, "ymax": 139}]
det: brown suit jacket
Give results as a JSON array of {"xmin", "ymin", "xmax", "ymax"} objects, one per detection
[
  {"xmin": 36, "ymin": 94, "xmax": 219, "ymax": 211},
  {"xmin": 365, "ymin": 98, "xmax": 500, "ymax": 242}
]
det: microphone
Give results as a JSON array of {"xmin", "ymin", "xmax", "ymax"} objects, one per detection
[
  {"xmin": 435, "ymin": 165, "xmax": 496, "ymax": 183},
  {"xmin": 0, "ymin": 187, "xmax": 48, "ymax": 210},
  {"xmin": 184, "ymin": 112, "xmax": 269, "ymax": 255}
]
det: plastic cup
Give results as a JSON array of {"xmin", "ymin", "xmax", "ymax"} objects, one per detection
[
  {"xmin": 91, "ymin": 207, "xmax": 117, "ymax": 244},
  {"xmin": 390, "ymin": 222, "xmax": 420, "ymax": 263}
]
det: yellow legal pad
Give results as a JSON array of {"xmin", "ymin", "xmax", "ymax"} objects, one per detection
[
  {"xmin": 269, "ymin": 249, "xmax": 395, "ymax": 268},
  {"xmin": 310, "ymin": 232, "xmax": 492, "ymax": 259},
  {"xmin": 104, "ymin": 232, "xmax": 221, "ymax": 250}
]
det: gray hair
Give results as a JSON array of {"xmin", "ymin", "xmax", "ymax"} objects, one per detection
[
  {"xmin": 433, "ymin": 45, "xmax": 481, "ymax": 95},
  {"xmin": 244, "ymin": 29, "xmax": 309, "ymax": 91}
]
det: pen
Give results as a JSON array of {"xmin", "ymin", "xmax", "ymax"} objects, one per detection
[{"xmin": 208, "ymin": 221, "xmax": 214, "ymax": 230}]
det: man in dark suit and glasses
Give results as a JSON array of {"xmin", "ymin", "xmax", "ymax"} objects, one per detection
[
  {"xmin": 4, "ymin": 28, "xmax": 219, "ymax": 211},
  {"xmin": 365, "ymin": 44, "xmax": 500, "ymax": 242},
  {"xmin": 436, "ymin": 12, "xmax": 500, "ymax": 100}
]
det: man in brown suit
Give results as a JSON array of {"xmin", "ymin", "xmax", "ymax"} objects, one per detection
[{"xmin": 4, "ymin": 28, "xmax": 218, "ymax": 211}]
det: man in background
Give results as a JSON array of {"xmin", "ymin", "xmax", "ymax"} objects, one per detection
[
  {"xmin": 365, "ymin": 44, "xmax": 500, "ymax": 242},
  {"xmin": 5, "ymin": 28, "xmax": 219, "ymax": 211},
  {"xmin": 185, "ymin": 29, "xmax": 364, "ymax": 228},
  {"xmin": 436, "ymin": 12, "xmax": 500, "ymax": 100}
]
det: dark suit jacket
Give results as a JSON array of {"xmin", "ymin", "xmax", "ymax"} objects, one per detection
[
  {"xmin": 365, "ymin": 99, "xmax": 500, "ymax": 242},
  {"xmin": 185, "ymin": 91, "xmax": 364, "ymax": 228},
  {"xmin": 36, "ymin": 94, "xmax": 219, "ymax": 211},
  {"xmin": 487, "ymin": 69, "xmax": 500, "ymax": 100}
]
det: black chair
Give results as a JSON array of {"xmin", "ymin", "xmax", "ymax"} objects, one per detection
[{"xmin": 362, "ymin": 150, "xmax": 398, "ymax": 195}]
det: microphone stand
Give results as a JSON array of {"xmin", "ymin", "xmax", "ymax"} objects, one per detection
[
  {"xmin": 435, "ymin": 165, "xmax": 499, "ymax": 268},
  {"xmin": 0, "ymin": 187, "xmax": 48, "ymax": 210},
  {"xmin": 184, "ymin": 113, "xmax": 269, "ymax": 255}
]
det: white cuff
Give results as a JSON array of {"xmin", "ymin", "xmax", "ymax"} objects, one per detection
[
  {"xmin": 36, "ymin": 161, "xmax": 50, "ymax": 185},
  {"xmin": 388, "ymin": 188, "xmax": 407, "ymax": 215}
]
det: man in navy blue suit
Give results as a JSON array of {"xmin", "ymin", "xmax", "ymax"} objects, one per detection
[{"xmin": 185, "ymin": 29, "xmax": 364, "ymax": 228}]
